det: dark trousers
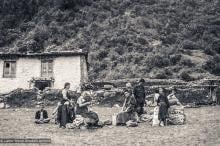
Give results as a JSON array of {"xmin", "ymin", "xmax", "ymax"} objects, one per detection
[
  {"xmin": 57, "ymin": 104, "xmax": 75, "ymax": 127},
  {"xmin": 57, "ymin": 104, "xmax": 67, "ymax": 127},
  {"xmin": 136, "ymin": 102, "xmax": 144, "ymax": 116},
  {"xmin": 158, "ymin": 102, "xmax": 169, "ymax": 122}
]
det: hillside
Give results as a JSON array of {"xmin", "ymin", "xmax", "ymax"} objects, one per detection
[{"xmin": 0, "ymin": 0, "xmax": 219, "ymax": 81}]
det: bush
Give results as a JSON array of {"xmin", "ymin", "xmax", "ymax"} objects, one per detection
[
  {"xmin": 147, "ymin": 55, "xmax": 170, "ymax": 68},
  {"xmin": 153, "ymin": 69, "xmax": 173, "ymax": 79},
  {"xmin": 212, "ymin": 63, "xmax": 220, "ymax": 75},
  {"xmin": 204, "ymin": 48, "xmax": 215, "ymax": 55},
  {"xmin": 203, "ymin": 55, "xmax": 220, "ymax": 75},
  {"xmin": 179, "ymin": 71, "xmax": 194, "ymax": 82},
  {"xmin": 212, "ymin": 39, "xmax": 220, "ymax": 54},
  {"xmin": 97, "ymin": 49, "xmax": 109, "ymax": 60},
  {"xmin": 154, "ymin": 72, "xmax": 168, "ymax": 79},
  {"xmin": 180, "ymin": 58, "xmax": 195, "ymax": 67},
  {"xmin": 170, "ymin": 54, "xmax": 182, "ymax": 65}
]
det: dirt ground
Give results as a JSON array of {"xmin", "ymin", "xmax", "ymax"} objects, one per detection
[{"xmin": 0, "ymin": 106, "xmax": 219, "ymax": 146}]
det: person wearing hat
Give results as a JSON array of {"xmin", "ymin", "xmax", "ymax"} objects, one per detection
[
  {"xmin": 35, "ymin": 104, "xmax": 50, "ymax": 124},
  {"xmin": 133, "ymin": 78, "xmax": 146, "ymax": 116}
]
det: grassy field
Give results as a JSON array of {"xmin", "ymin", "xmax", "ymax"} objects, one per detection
[{"xmin": 0, "ymin": 106, "xmax": 219, "ymax": 146}]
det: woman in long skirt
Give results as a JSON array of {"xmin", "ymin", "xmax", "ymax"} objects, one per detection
[
  {"xmin": 113, "ymin": 83, "xmax": 138, "ymax": 126},
  {"xmin": 76, "ymin": 92, "xmax": 99, "ymax": 127},
  {"xmin": 57, "ymin": 82, "xmax": 74, "ymax": 128},
  {"xmin": 157, "ymin": 87, "xmax": 170, "ymax": 126}
]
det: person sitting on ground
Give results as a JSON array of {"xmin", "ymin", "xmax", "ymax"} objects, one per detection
[
  {"xmin": 35, "ymin": 104, "xmax": 50, "ymax": 124},
  {"xmin": 113, "ymin": 82, "xmax": 139, "ymax": 126},
  {"xmin": 157, "ymin": 87, "xmax": 170, "ymax": 127},
  {"xmin": 167, "ymin": 87, "xmax": 182, "ymax": 106},
  {"xmin": 76, "ymin": 92, "xmax": 99, "ymax": 127},
  {"xmin": 133, "ymin": 78, "xmax": 146, "ymax": 116},
  {"xmin": 120, "ymin": 89, "xmax": 139, "ymax": 124},
  {"xmin": 122, "ymin": 83, "xmax": 136, "ymax": 113}
]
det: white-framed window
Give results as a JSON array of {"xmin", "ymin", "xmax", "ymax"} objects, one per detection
[
  {"xmin": 41, "ymin": 60, "xmax": 53, "ymax": 77},
  {"xmin": 3, "ymin": 61, "xmax": 16, "ymax": 78}
]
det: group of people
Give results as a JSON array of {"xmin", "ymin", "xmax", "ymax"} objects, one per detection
[
  {"xmin": 35, "ymin": 82, "xmax": 99, "ymax": 128},
  {"xmin": 35, "ymin": 79, "xmax": 178, "ymax": 128},
  {"xmin": 116, "ymin": 79, "xmax": 173, "ymax": 127}
]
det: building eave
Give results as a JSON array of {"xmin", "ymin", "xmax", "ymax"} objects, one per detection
[{"xmin": 0, "ymin": 50, "xmax": 88, "ymax": 58}]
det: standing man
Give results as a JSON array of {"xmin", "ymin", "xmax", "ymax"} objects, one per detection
[{"xmin": 133, "ymin": 78, "xmax": 146, "ymax": 116}]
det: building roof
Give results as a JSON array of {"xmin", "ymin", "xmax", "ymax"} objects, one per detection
[{"xmin": 0, "ymin": 50, "xmax": 88, "ymax": 58}]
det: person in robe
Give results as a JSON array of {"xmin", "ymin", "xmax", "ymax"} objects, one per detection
[
  {"xmin": 157, "ymin": 87, "xmax": 170, "ymax": 126},
  {"xmin": 133, "ymin": 78, "xmax": 146, "ymax": 116},
  {"xmin": 57, "ymin": 82, "xmax": 75, "ymax": 128},
  {"xmin": 112, "ymin": 82, "xmax": 139, "ymax": 126},
  {"xmin": 76, "ymin": 92, "xmax": 99, "ymax": 127}
]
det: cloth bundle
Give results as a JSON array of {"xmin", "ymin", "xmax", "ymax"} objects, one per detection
[
  {"xmin": 169, "ymin": 106, "xmax": 184, "ymax": 114},
  {"xmin": 152, "ymin": 105, "xmax": 186, "ymax": 126},
  {"xmin": 112, "ymin": 112, "xmax": 138, "ymax": 126},
  {"xmin": 167, "ymin": 113, "xmax": 186, "ymax": 125},
  {"xmin": 167, "ymin": 106, "xmax": 186, "ymax": 125},
  {"xmin": 112, "ymin": 112, "xmax": 129, "ymax": 125},
  {"xmin": 126, "ymin": 120, "xmax": 138, "ymax": 127},
  {"xmin": 66, "ymin": 115, "xmax": 85, "ymax": 129},
  {"xmin": 140, "ymin": 114, "xmax": 153, "ymax": 122}
]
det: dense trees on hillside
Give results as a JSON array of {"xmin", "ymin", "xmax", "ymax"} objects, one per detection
[{"xmin": 0, "ymin": 0, "xmax": 219, "ymax": 80}]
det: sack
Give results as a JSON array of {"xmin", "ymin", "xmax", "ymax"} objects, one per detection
[
  {"xmin": 169, "ymin": 99, "xmax": 178, "ymax": 106},
  {"xmin": 126, "ymin": 120, "xmax": 138, "ymax": 127},
  {"xmin": 83, "ymin": 111, "xmax": 99, "ymax": 126},
  {"xmin": 152, "ymin": 106, "xmax": 160, "ymax": 126},
  {"xmin": 112, "ymin": 112, "xmax": 129, "ymax": 126},
  {"xmin": 167, "ymin": 113, "xmax": 186, "ymax": 125},
  {"xmin": 140, "ymin": 114, "xmax": 153, "ymax": 122},
  {"xmin": 75, "ymin": 115, "xmax": 85, "ymax": 124},
  {"xmin": 104, "ymin": 91, "xmax": 116, "ymax": 99},
  {"xmin": 169, "ymin": 106, "xmax": 184, "ymax": 114},
  {"xmin": 66, "ymin": 115, "xmax": 84, "ymax": 129},
  {"xmin": 103, "ymin": 120, "xmax": 112, "ymax": 125}
]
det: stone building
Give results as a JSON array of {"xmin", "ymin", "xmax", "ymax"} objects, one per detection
[{"xmin": 0, "ymin": 51, "xmax": 88, "ymax": 93}]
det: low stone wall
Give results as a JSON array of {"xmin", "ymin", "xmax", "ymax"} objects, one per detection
[
  {"xmin": 0, "ymin": 88, "xmax": 80, "ymax": 107},
  {"xmin": 144, "ymin": 86, "xmax": 210, "ymax": 104},
  {"xmin": 1, "ymin": 79, "xmax": 219, "ymax": 107},
  {"xmin": 110, "ymin": 78, "xmax": 187, "ymax": 87},
  {"xmin": 108, "ymin": 79, "xmax": 220, "ymax": 105}
]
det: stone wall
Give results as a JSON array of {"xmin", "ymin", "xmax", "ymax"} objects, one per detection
[{"xmin": 109, "ymin": 79, "xmax": 220, "ymax": 104}]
